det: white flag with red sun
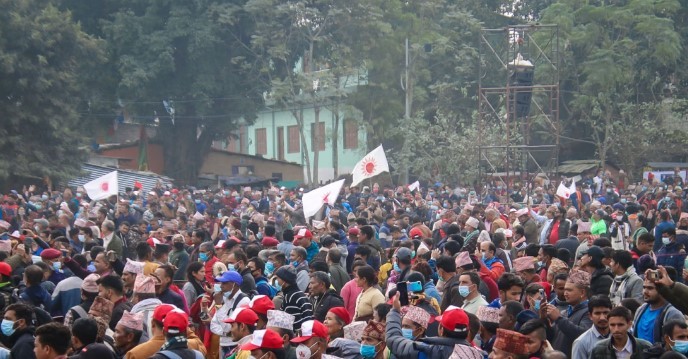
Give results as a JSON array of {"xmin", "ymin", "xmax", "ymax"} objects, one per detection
[
  {"xmin": 302, "ymin": 179, "xmax": 346, "ymax": 218},
  {"xmin": 83, "ymin": 171, "xmax": 119, "ymax": 200},
  {"xmin": 351, "ymin": 145, "xmax": 389, "ymax": 187}
]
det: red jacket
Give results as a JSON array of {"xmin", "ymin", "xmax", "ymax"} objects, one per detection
[{"xmin": 478, "ymin": 265, "xmax": 499, "ymax": 302}]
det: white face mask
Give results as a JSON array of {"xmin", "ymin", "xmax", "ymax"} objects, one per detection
[{"xmin": 295, "ymin": 342, "xmax": 318, "ymax": 359}]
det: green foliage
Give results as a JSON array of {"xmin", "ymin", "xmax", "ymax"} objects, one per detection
[
  {"xmin": 0, "ymin": 0, "xmax": 103, "ymax": 186},
  {"xmin": 95, "ymin": 0, "xmax": 269, "ymax": 184}
]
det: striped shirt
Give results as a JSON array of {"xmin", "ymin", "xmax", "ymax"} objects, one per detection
[{"xmin": 281, "ymin": 287, "xmax": 313, "ymax": 331}]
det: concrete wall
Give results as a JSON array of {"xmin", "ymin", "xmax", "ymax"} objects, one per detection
[{"xmin": 200, "ymin": 150, "xmax": 303, "ymax": 182}]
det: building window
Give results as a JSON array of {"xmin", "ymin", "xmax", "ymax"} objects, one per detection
[
  {"xmin": 311, "ymin": 122, "xmax": 325, "ymax": 152},
  {"xmin": 232, "ymin": 166, "xmax": 254, "ymax": 176},
  {"xmin": 272, "ymin": 172, "xmax": 283, "ymax": 181},
  {"xmin": 343, "ymin": 119, "xmax": 358, "ymax": 149},
  {"xmin": 288, "ymin": 125, "xmax": 300, "ymax": 153},
  {"xmin": 255, "ymin": 128, "xmax": 267, "ymax": 155}
]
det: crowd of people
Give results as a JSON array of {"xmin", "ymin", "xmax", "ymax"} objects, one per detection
[{"xmin": 0, "ymin": 169, "xmax": 687, "ymax": 359}]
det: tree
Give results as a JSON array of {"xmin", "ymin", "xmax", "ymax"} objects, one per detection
[
  {"xmin": 99, "ymin": 0, "xmax": 268, "ymax": 184},
  {"xmin": 540, "ymin": 0, "xmax": 683, "ymax": 171},
  {"xmin": 0, "ymin": 0, "xmax": 103, "ymax": 188}
]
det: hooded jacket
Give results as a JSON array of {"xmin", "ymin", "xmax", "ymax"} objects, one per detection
[
  {"xmin": 609, "ymin": 267, "xmax": 643, "ymax": 306},
  {"xmin": 590, "ymin": 267, "xmax": 614, "ymax": 296}
]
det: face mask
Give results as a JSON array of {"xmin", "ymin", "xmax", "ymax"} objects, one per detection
[
  {"xmin": 296, "ymin": 343, "xmax": 318, "ymax": 359},
  {"xmin": 273, "ymin": 280, "xmax": 282, "ymax": 292},
  {"xmin": 52, "ymin": 261, "xmax": 62, "ymax": 271},
  {"xmin": 173, "ymin": 242, "xmax": 185, "ymax": 250},
  {"xmin": 533, "ymin": 300, "xmax": 541, "ymax": 311},
  {"xmin": 393, "ymin": 263, "xmax": 401, "ymax": 273},
  {"xmin": 459, "ymin": 285, "xmax": 471, "ymax": 297},
  {"xmin": 35, "ymin": 204, "xmax": 42, "ymax": 210},
  {"xmin": 665, "ymin": 197, "xmax": 671, "ymax": 202},
  {"xmin": 199, "ymin": 253, "xmax": 209, "ymax": 262},
  {"xmin": 291, "ymin": 261, "xmax": 299, "ymax": 267},
  {"xmin": 224, "ymin": 191, "xmax": 230, "ymax": 196},
  {"xmin": 213, "ymin": 199, "xmax": 219, "ymax": 204},
  {"xmin": 87, "ymin": 263, "xmax": 96, "ymax": 272},
  {"xmin": 1, "ymin": 319, "xmax": 14, "ymax": 337},
  {"xmin": 227, "ymin": 263, "xmax": 236, "ymax": 271},
  {"xmin": 222, "ymin": 284, "xmax": 234, "ymax": 298},
  {"xmin": 77, "ymin": 234, "xmax": 86, "ymax": 242},
  {"xmin": 41, "ymin": 195, "xmax": 48, "ymax": 201},
  {"xmin": 265, "ymin": 261, "xmax": 275, "ymax": 276},
  {"xmin": 537, "ymin": 261, "xmax": 544, "ymax": 267},
  {"xmin": 673, "ymin": 339, "xmax": 688, "ymax": 354},
  {"xmin": 402, "ymin": 328, "xmax": 415, "ymax": 340},
  {"xmin": 408, "ymin": 281, "xmax": 422, "ymax": 292},
  {"xmin": 34, "ymin": 225, "xmax": 41, "ymax": 232},
  {"xmin": 359, "ymin": 344, "xmax": 377, "ymax": 358},
  {"xmin": 482, "ymin": 254, "xmax": 487, "ymax": 261},
  {"xmin": 195, "ymin": 199, "xmax": 201, "ymax": 204},
  {"xmin": 663, "ymin": 237, "xmax": 671, "ymax": 245},
  {"xmin": 213, "ymin": 283, "xmax": 222, "ymax": 293}
]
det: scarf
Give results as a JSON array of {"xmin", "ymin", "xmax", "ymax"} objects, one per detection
[
  {"xmin": 160, "ymin": 335, "xmax": 188, "ymax": 351},
  {"xmin": 189, "ymin": 277, "xmax": 205, "ymax": 299}
]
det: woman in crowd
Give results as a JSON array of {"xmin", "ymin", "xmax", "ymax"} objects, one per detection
[
  {"xmin": 324, "ymin": 307, "xmax": 351, "ymax": 342},
  {"xmin": 182, "ymin": 261, "xmax": 206, "ymax": 305},
  {"xmin": 341, "ymin": 260, "xmax": 366, "ymax": 317},
  {"xmin": 354, "ymin": 265, "xmax": 385, "ymax": 322}
]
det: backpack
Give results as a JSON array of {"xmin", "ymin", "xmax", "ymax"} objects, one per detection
[{"xmin": 255, "ymin": 279, "xmax": 277, "ymax": 298}]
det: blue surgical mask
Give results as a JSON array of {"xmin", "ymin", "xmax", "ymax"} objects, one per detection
[
  {"xmin": 195, "ymin": 199, "xmax": 201, "ymax": 204},
  {"xmin": 273, "ymin": 280, "xmax": 282, "ymax": 292},
  {"xmin": 533, "ymin": 300, "xmax": 541, "ymax": 311},
  {"xmin": 482, "ymin": 254, "xmax": 487, "ymax": 261},
  {"xmin": 52, "ymin": 261, "xmax": 62, "ymax": 271},
  {"xmin": 459, "ymin": 285, "xmax": 471, "ymax": 297},
  {"xmin": 87, "ymin": 263, "xmax": 96, "ymax": 272},
  {"xmin": 213, "ymin": 283, "xmax": 222, "ymax": 293},
  {"xmin": 673, "ymin": 340, "xmax": 688, "ymax": 354},
  {"xmin": 402, "ymin": 328, "xmax": 415, "ymax": 340},
  {"xmin": 78, "ymin": 234, "xmax": 85, "ymax": 242},
  {"xmin": 1, "ymin": 319, "xmax": 15, "ymax": 336},
  {"xmin": 408, "ymin": 281, "xmax": 423, "ymax": 292},
  {"xmin": 265, "ymin": 261, "xmax": 275, "ymax": 276},
  {"xmin": 359, "ymin": 344, "xmax": 377, "ymax": 358},
  {"xmin": 199, "ymin": 253, "xmax": 209, "ymax": 262},
  {"xmin": 393, "ymin": 263, "xmax": 401, "ymax": 273},
  {"xmin": 292, "ymin": 261, "xmax": 299, "ymax": 267},
  {"xmin": 227, "ymin": 263, "xmax": 236, "ymax": 271}
]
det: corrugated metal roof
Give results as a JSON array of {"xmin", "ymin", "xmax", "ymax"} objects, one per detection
[
  {"xmin": 557, "ymin": 160, "xmax": 600, "ymax": 174},
  {"xmin": 647, "ymin": 162, "xmax": 688, "ymax": 169},
  {"xmin": 68, "ymin": 164, "xmax": 173, "ymax": 194}
]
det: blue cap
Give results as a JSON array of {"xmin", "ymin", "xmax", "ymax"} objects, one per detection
[{"xmin": 215, "ymin": 270, "xmax": 243, "ymax": 284}]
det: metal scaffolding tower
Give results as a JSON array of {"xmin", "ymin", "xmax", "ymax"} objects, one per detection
[{"xmin": 478, "ymin": 24, "xmax": 561, "ymax": 191}]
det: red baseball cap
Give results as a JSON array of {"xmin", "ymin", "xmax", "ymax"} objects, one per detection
[
  {"xmin": 163, "ymin": 309, "xmax": 188, "ymax": 334},
  {"xmin": 294, "ymin": 228, "xmax": 313, "ymax": 240},
  {"xmin": 261, "ymin": 237, "xmax": 279, "ymax": 247},
  {"xmin": 435, "ymin": 306, "xmax": 469, "ymax": 333},
  {"xmin": 249, "ymin": 295, "xmax": 275, "ymax": 315},
  {"xmin": 241, "ymin": 329, "xmax": 285, "ymax": 350},
  {"xmin": 328, "ymin": 307, "xmax": 351, "ymax": 325},
  {"xmin": 152, "ymin": 304, "xmax": 177, "ymax": 322},
  {"xmin": 290, "ymin": 320, "xmax": 328, "ymax": 343},
  {"xmin": 348, "ymin": 227, "xmax": 360, "ymax": 236},
  {"xmin": 223, "ymin": 307, "xmax": 259, "ymax": 325},
  {"xmin": 409, "ymin": 227, "xmax": 424, "ymax": 239},
  {"xmin": 0, "ymin": 262, "xmax": 11, "ymax": 277}
]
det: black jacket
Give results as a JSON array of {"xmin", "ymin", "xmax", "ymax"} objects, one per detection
[
  {"xmin": 150, "ymin": 341, "xmax": 204, "ymax": 359},
  {"xmin": 549, "ymin": 301, "xmax": 592, "ymax": 358},
  {"xmin": 8, "ymin": 326, "xmax": 36, "ymax": 359},
  {"xmin": 590, "ymin": 267, "xmax": 614, "ymax": 296},
  {"xmin": 311, "ymin": 289, "xmax": 344, "ymax": 322},
  {"xmin": 440, "ymin": 274, "xmax": 463, "ymax": 311}
]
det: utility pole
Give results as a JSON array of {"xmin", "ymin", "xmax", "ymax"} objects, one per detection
[{"xmin": 400, "ymin": 38, "xmax": 411, "ymax": 185}]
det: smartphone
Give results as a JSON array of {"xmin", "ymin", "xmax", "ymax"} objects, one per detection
[
  {"xmin": 539, "ymin": 288, "xmax": 546, "ymax": 303},
  {"xmin": 647, "ymin": 270, "xmax": 659, "ymax": 280},
  {"xmin": 397, "ymin": 281, "xmax": 409, "ymax": 306}
]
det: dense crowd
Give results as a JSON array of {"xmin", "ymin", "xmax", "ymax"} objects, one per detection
[{"xmin": 0, "ymin": 169, "xmax": 688, "ymax": 359}]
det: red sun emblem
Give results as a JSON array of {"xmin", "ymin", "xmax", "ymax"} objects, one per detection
[
  {"xmin": 101, "ymin": 182, "xmax": 109, "ymax": 191},
  {"xmin": 361, "ymin": 157, "xmax": 377, "ymax": 176}
]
